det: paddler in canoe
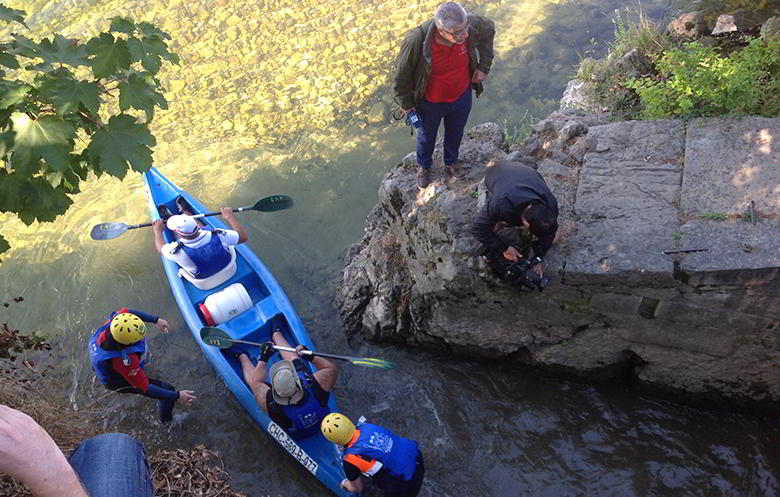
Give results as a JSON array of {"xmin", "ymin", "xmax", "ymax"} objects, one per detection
[
  {"xmin": 152, "ymin": 197, "xmax": 248, "ymax": 288},
  {"xmin": 237, "ymin": 327, "xmax": 340, "ymax": 438}
]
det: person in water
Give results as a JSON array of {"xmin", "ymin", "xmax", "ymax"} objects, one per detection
[
  {"xmin": 88, "ymin": 308, "xmax": 196, "ymax": 422},
  {"xmin": 238, "ymin": 328, "xmax": 339, "ymax": 438},
  {"xmin": 152, "ymin": 202, "xmax": 248, "ymax": 281},
  {"xmin": 321, "ymin": 413, "xmax": 425, "ymax": 497}
]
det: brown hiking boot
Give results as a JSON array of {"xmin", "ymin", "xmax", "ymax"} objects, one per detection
[
  {"xmin": 445, "ymin": 161, "xmax": 466, "ymax": 179},
  {"xmin": 416, "ymin": 166, "xmax": 431, "ymax": 189}
]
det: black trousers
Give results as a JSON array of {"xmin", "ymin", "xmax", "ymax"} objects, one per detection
[
  {"xmin": 106, "ymin": 377, "xmax": 178, "ymax": 422},
  {"xmin": 385, "ymin": 454, "xmax": 425, "ymax": 497}
]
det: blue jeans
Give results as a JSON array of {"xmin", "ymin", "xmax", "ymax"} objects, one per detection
[
  {"xmin": 68, "ymin": 433, "xmax": 154, "ymax": 497},
  {"xmin": 415, "ymin": 87, "xmax": 473, "ymax": 169}
]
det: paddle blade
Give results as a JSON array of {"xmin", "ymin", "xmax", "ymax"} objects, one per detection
[
  {"xmin": 349, "ymin": 357, "xmax": 396, "ymax": 370},
  {"xmin": 254, "ymin": 195, "xmax": 293, "ymax": 212},
  {"xmin": 199, "ymin": 327, "xmax": 234, "ymax": 349},
  {"xmin": 90, "ymin": 222, "xmax": 130, "ymax": 240}
]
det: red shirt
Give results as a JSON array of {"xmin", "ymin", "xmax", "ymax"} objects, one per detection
[
  {"xmin": 97, "ymin": 330, "xmax": 149, "ymax": 391},
  {"xmin": 424, "ymin": 38, "xmax": 470, "ymax": 103}
]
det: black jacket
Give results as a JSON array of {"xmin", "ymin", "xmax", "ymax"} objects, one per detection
[{"xmin": 471, "ymin": 161, "xmax": 559, "ymax": 257}]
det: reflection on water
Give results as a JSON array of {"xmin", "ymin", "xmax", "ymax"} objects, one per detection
[{"xmin": 1, "ymin": 0, "xmax": 778, "ymax": 496}]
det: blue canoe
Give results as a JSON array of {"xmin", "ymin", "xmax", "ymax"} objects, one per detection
[{"xmin": 142, "ymin": 167, "xmax": 350, "ymax": 497}]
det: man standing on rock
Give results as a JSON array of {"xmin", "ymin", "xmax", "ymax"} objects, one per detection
[
  {"xmin": 472, "ymin": 160, "xmax": 559, "ymax": 277},
  {"xmin": 393, "ymin": 2, "xmax": 495, "ymax": 189}
]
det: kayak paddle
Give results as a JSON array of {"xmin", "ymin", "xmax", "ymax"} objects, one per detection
[
  {"xmin": 90, "ymin": 195, "xmax": 293, "ymax": 241},
  {"xmin": 199, "ymin": 327, "xmax": 396, "ymax": 370}
]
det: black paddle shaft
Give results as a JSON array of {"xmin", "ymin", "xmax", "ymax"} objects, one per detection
[
  {"xmin": 124, "ymin": 210, "xmax": 231, "ymax": 230},
  {"xmin": 132, "ymin": 196, "xmax": 290, "ymax": 230}
]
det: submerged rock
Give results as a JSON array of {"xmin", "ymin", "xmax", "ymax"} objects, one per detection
[{"xmin": 338, "ymin": 117, "xmax": 780, "ymax": 411}]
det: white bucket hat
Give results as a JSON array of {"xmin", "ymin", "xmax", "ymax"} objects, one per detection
[{"xmin": 270, "ymin": 360, "xmax": 304, "ymax": 405}]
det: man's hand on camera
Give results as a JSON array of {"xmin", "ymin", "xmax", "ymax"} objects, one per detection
[
  {"xmin": 502, "ymin": 246, "xmax": 521, "ymax": 262},
  {"xmin": 532, "ymin": 261, "xmax": 545, "ymax": 277}
]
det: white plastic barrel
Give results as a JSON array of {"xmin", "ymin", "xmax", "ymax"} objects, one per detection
[{"xmin": 199, "ymin": 283, "xmax": 252, "ymax": 325}]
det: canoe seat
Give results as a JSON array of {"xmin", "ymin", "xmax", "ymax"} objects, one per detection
[{"xmin": 178, "ymin": 246, "xmax": 237, "ymax": 290}]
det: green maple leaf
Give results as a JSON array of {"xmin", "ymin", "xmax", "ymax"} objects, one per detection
[
  {"xmin": 86, "ymin": 33, "xmax": 130, "ymax": 78},
  {"xmin": 127, "ymin": 35, "xmax": 180, "ymax": 74},
  {"xmin": 109, "ymin": 16, "xmax": 135, "ymax": 34},
  {"xmin": 0, "ymin": 82, "xmax": 31, "ymax": 108},
  {"xmin": 9, "ymin": 113, "xmax": 75, "ymax": 176},
  {"xmin": 87, "ymin": 114, "xmax": 155, "ymax": 178},
  {"xmin": 38, "ymin": 72, "xmax": 100, "ymax": 115},
  {"xmin": 0, "ymin": 43, "xmax": 19, "ymax": 69},
  {"xmin": 19, "ymin": 176, "xmax": 73, "ymax": 223},
  {"xmin": 45, "ymin": 169, "xmax": 63, "ymax": 188},
  {"xmin": 0, "ymin": 233, "xmax": 9, "ymax": 259},
  {"xmin": 0, "ymin": 129, "xmax": 14, "ymax": 157},
  {"xmin": 119, "ymin": 72, "xmax": 167, "ymax": 122},
  {"xmin": 137, "ymin": 22, "xmax": 171, "ymax": 40},
  {"xmin": 0, "ymin": 5, "xmax": 27, "ymax": 28},
  {"xmin": 0, "ymin": 170, "xmax": 72, "ymax": 224},
  {"xmin": 0, "ymin": 168, "xmax": 22, "ymax": 212},
  {"xmin": 12, "ymin": 34, "xmax": 89, "ymax": 71}
]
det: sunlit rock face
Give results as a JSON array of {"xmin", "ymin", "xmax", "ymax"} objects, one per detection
[{"xmin": 338, "ymin": 116, "xmax": 780, "ymax": 411}]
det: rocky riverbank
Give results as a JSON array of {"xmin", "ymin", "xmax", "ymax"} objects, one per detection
[
  {"xmin": 336, "ymin": 2, "xmax": 780, "ymax": 414},
  {"xmin": 336, "ymin": 110, "xmax": 779, "ymax": 413}
]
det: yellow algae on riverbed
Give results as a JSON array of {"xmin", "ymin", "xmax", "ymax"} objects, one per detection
[{"xmin": 0, "ymin": 0, "xmax": 559, "ymax": 261}]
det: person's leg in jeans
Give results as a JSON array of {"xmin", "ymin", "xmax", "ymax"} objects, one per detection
[
  {"xmin": 415, "ymin": 98, "xmax": 445, "ymax": 169},
  {"xmin": 68, "ymin": 433, "xmax": 154, "ymax": 497},
  {"xmin": 442, "ymin": 87, "xmax": 473, "ymax": 167}
]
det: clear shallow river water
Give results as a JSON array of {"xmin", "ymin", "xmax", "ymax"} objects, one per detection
[{"xmin": 0, "ymin": 0, "xmax": 778, "ymax": 495}]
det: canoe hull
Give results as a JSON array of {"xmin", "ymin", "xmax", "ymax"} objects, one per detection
[{"xmin": 142, "ymin": 167, "xmax": 348, "ymax": 497}]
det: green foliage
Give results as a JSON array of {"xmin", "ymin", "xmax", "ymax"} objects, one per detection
[
  {"xmin": 503, "ymin": 110, "xmax": 538, "ymax": 147},
  {"xmin": 701, "ymin": 212, "xmax": 728, "ymax": 221},
  {"xmin": 628, "ymin": 38, "xmax": 780, "ymax": 118},
  {"xmin": 0, "ymin": 9, "xmax": 178, "ymax": 258},
  {"xmin": 0, "ymin": 4, "xmax": 26, "ymax": 28},
  {"xmin": 610, "ymin": 7, "xmax": 673, "ymax": 61},
  {"xmin": 574, "ymin": 7, "xmax": 671, "ymax": 119},
  {"xmin": 87, "ymin": 114, "xmax": 156, "ymax": 178},
  {"xmin": 86, "ymin": 33, "xmax": 131, "ymax": 78}
]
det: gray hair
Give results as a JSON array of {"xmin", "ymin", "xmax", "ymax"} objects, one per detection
[{"xmin": 434, "ymin": 2, "xmax": 468, "ymax": 31}]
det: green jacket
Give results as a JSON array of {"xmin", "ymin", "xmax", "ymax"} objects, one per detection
[{"xmin": 393, "ymin": 14, "xmax": 496, "ymax": 110}]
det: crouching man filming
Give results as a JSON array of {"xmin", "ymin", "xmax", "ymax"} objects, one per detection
[{"xmin": 471, "ymin": 160, "xmax": 559, "ymax": 290}]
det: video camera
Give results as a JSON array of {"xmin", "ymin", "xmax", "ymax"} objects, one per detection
[
  {"xmin": 501, "ymin": 256, "xmax": 551, "ymax": 292},
  {"xmin": 480, "ymin": 247, "xmax": 552, "ymax": 292}
]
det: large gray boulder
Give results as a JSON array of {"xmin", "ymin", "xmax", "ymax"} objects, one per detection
[{"xmin": 338, "ymin": 117, "xmax": 780, "ymax": 411}]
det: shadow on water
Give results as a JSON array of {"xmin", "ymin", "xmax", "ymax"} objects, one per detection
[{"xmin": 2, "ymin": 0, "xmax": 780, "ymax": 496}]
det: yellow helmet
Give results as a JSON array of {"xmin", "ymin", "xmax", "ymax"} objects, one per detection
[
  {"xmin": 110, "ymin": 313, "xmax": 146, "ymax": 345},
  {"xmin": 321, "ymin": 413, "xmax": 356, "ymax": 445}
]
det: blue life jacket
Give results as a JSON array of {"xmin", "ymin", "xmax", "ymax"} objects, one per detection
[
  {"xmin": 89, "ymin": 324, "xmax": 147, "ymax": 385},
  {"xmin": 171, "ymin": 228, "xmax": 231, "ymax": 278},
  {"xmin": 281, "ymin": 370, "xmax": 330, "ymax": 438},
  {"xmin": 344, "ymin": 423, "xmax": 419, "ymax": 481}
]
